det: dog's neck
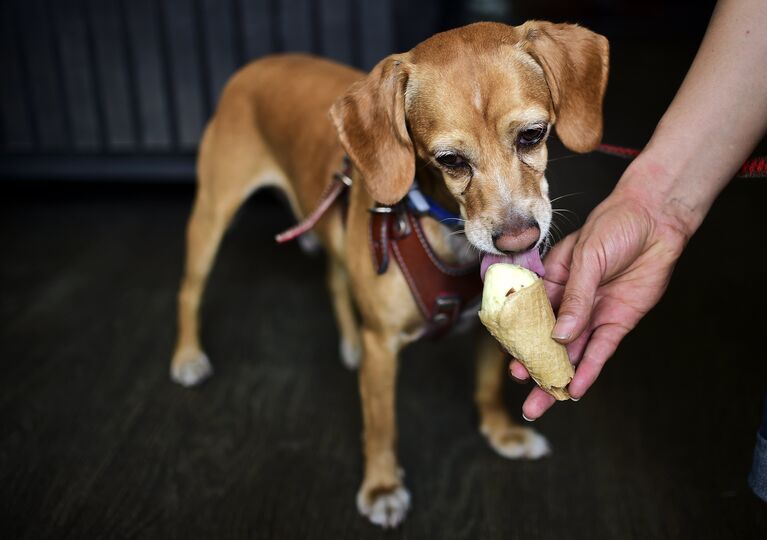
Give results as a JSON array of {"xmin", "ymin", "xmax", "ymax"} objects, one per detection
[
  {"xmin": 413, "ymin": 160, "xmax": 477, "ymax": 267},
  {"xmin": 413, "ymin": 159, "xmax": 461, "ymax": 218}
]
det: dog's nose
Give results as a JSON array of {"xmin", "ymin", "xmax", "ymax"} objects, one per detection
[{"xmin": 493, "ymin": 223, "xmax": 540, "ymax": 253}]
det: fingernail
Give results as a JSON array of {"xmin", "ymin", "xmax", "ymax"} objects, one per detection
[
  {"xmin": 570, "ymin": 396, "xmax": 580, "ymax": 402},
  {"xmin": 522, "ymin": 413, "xmax": 534, "ymax": 422},
  {"xmin": 552, "ymin": 315, "xmax": 576, "ymax": 340},
  {"xmin": 510, "ymin": 375, "xmax": 526, "ymax": 385}
]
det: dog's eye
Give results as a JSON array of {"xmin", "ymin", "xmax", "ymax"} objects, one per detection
[
  {"xmin": 436, "ymin": 153, "xmax": 468, "ymax": 169},
  {"xmin": 518, "ymin": 125, "xmax": 547, "ymax": 148}
]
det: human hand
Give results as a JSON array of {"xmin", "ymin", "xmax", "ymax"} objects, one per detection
[{"xmin": 511, "ymin": 178, "xmax": 692, "ymax": 420}]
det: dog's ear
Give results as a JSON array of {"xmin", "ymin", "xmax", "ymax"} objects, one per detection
[
  {"xmin": 520, "ymin": 21, "xmax": 609, "ymax": 153},
  {"xmin": 330, "ymin": 54, "xmax": 414, "ymax": 205}
]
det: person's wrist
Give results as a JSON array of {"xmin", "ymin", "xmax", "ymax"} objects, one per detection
[{"xmin": 614, "ymin": 152, "xmax": 705, "ymax": 241}]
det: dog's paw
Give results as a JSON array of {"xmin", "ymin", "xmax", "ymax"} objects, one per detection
[
  {"xmin": 340, "ymin": 339, "xmax": 361, "ymax": 370},
  {"xmin": 170, "ymin": 349, "xmax": 213, "ymax": 387},
  {"xmin": 482, "ymin": 425, "xmax": 551, "ymax": 460},
  {"xmin": 357, "ymin": 485, "xmax": 411, "ymax": 529}
]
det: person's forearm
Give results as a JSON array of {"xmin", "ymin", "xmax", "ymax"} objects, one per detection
[{"xmin": 618, "ymin": 0, "xmax": 767, "ymax": 236}]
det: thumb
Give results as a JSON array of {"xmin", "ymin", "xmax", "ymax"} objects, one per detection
[{"xmin": 551, "ymin": 243, "xmax": 602, "ymax": 343}]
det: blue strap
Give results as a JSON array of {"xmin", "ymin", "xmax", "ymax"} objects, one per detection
[{"xmin": 406, "ymin": 182, "xmax": 462, "ymax": 229}]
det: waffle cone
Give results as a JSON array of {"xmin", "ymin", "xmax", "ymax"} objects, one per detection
[{"xmin": 479, "ymin": 278, "xmax": 573, "ymax": 400}]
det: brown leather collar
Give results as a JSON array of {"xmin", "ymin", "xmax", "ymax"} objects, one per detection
[{"xmin": 370, "ymin": 205, "xmax": 482, "ymax": 338}]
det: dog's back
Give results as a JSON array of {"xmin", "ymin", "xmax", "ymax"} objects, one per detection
[{"xmin": 199, "ymin": 54, "xmax": 363, "ymax": 220}]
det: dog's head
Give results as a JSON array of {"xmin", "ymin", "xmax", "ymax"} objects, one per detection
[{"xmin": 330, "ymin": 21, "xmax": 609, "ymax": 274}]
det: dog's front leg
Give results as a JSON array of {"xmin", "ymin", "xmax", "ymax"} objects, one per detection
[
  {"xmin": 475, "ymin": 331, "xmax": 551, "ymax": 459},
  {"xmin": 356, "ymin": 326, "xmax": 410, "ymax": 528}
]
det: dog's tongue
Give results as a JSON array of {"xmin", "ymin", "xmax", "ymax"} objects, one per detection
[{"xmin": 480, "ymin": 250, "xmax": 544, "ymax": 281}]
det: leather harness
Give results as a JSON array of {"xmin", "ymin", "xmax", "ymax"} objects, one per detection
[
  {"xmin": 276, "ymin": 158, "xmax": 482, "ymax": 338},
  {"xmin": 368, "ymin": 203, "xmax": 482, "ymax": 337}
]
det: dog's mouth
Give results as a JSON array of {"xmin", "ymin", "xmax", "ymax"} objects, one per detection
[{"xmin": 480, "ymin": 249, "xmax": 544, "ymax": 281}]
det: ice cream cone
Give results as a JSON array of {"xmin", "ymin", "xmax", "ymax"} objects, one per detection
[{"xmin": 479, "ymin": 266, "xmax": 573, "ymax": 400}]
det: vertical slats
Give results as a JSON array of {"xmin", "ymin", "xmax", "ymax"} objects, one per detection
[
  {"xmin": 200, "ymin": 0, "xmax": 238, "ymax": 113},
  {"xmin": 79, "ymin": 1, "xmax": 109, "ymax": 153},
  {"xmin": 118, "ymin": 0, "xmax": 143, "ymax": 151},
  {"xmin": 82, "ymin": 0, "xmax": 109, "ymax": 152},
  {"xmin": 269, "ymin": 0, "xmax": 284, "ymax": 51},
  {"xmin": 393, "ymin": 0, "xmax": 439, "ymax": 51},
  {"xmin": 308, "ymin": 0, "xmax": 323, "ymax": 55},
  {"xmin": 124, "ymin": 0, "xmax": 172, "ymax": 150},
  {"xmin": 348, "ymin": 0, "xmax": 362, "ymax": 67},
  {"xmin": 192, "ymin": 0, "xmax": 213, "ymax": 118},
  {"xmin": 17, "ymin": 0, "xmax": 68, "ymax": 150},
  {"xmin": 359, "ymin": 0, "xmax": 393, "ymax": 70},
  {"xmin": 0, "ymin": 0, "xmax": 433, "ymax": 178},
  {"xmin": 239, "ymin": 0, "xmax": 272, "ymax": 61},
  {"xmin": 0, "ymin": 1, "xmax": 34, "ymax": 151},
  {"xmin": 320, "ymin": 0, "xmax": 353, "ymax": 65},
  {"xmin": 51, "ymin": 0, "xmax": 103, "ymax": 151},
  {"xmin": 88, "ymin": 0, "xmax": 136, "ymax": 151},
  {"xmin": 280, "ymin": 0, "xmax": 313, "ymax": 53},
  {"xmin": 162, "ymin": 0, "xmax": 206, "ymax": 151},
  {"xmin": 156, "ymin": 0, "xmax": 180, "ymax": 150},
  {"xmin": 230, "ymin": 0, "xmax": 247, "ymax": 67}
]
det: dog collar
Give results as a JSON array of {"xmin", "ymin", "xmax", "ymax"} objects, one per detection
[{"xmin": 405, "ymin": 182, "xmax": 462, "ymax": 229}]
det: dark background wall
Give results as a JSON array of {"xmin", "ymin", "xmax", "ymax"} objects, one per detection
[{"xmin": 0, "ymin": 0, "xmax": 717, "ymax": 181}]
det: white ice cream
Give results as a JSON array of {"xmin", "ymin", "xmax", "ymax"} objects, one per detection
[{"xmin": 481, "ymin": 263, "xmax": 539, "ymax": 315}]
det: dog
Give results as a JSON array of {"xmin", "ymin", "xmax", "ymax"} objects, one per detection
[{"xmin": 169, "ymin": 21, "xmax": 608, "ymax": 528}]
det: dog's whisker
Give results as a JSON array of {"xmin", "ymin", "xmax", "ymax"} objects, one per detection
[
  {"xmin": 546, "ymin": 232, "xmax": 558, "ymax": 249},
  {"xmin": 552, "ymin": 207, "xmax": 579, "ymax": 216},
  {"xmin": 463, "ymin": 239, "xmax": 481, "ymax": 258},
  {"xmin": 549, "ymin": 192, "xmax": 584, "ymax": 204},
  {"xmin": 548, "ymin": 221, "xmax": 564, "ymax": 244},
  {"xmin": 541, "ymin": 234, "xmax": 553, "ymax": 256},
  {"xmin": 552, "ymin": 209, "xmax": 579, "ymax": 229},
  {"xmin": 440, "ymin": 217, "xmax": 467, "ymax": 225}
]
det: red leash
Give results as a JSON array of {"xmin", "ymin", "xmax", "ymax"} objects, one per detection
[
  {"xmin": 274, "ymin": 160, "xmax": 353, "ymax": 244},
  {"xmin": 596, "ymin": 143, "xmax": 767, "ymax": 178}
]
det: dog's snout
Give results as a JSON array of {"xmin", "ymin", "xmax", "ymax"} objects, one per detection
[{"xmin": 492, "ymin": 221, "xmax": 540, "ymax": 253}]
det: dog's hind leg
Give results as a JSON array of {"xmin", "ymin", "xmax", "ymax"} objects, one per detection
[
  {"xmin": 171, "ymin": 109, "xmax": 287, "ymax": 386},
  {"xmin": 326, "ymin": 257, "xmax": 361, "ymax": 369},
  {"xmin": 475, "ymin": 332, "xmax": 551, "ymax": 459},
  {"xmin": 171, "ymin": 185, "xmax": 235, "ymax": 386}
]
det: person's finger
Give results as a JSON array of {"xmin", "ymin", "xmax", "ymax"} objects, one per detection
[
  {"xmin": 567, "ymin": 323, "xmax": 629, "ymax": 399},
  {"xmin": 519, "ymin": 326, "xmax": 593, "ymax": 420},
  {"xmin": 543, "ymin": 280, "xmax": 565, "ymax": 311},
  {"xmin": 550, "ymin": 240, "xmax": 602, "ymax": 344},
  {"xmin": 508, "ymin": 359, "xmax": 530, "ymax": 381},
  {"xmin": 543, "ymin": 231, "xmax": 579, "ymax": 286},
  {"xmin": 565, "ymin": 326, "xmax": 592, "ymax": 366},
  {"xmin": 521, "ymin": 387, "xmax": 557, "ymax": 420}
]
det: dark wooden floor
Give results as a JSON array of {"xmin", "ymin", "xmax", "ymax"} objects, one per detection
[{"xmin": 3, "ymin": 40, "xmax": 767, "ymax": 540}]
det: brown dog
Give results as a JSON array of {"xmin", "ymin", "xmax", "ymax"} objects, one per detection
[{"xmin": 170, "ymin": 21, "xmax": 608, "ymax": 527}]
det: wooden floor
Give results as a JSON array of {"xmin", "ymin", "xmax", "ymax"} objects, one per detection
[
  {"xmin": 2, "ymin": 174, "xmax": 766, "ymax": 539},
  {"xmin": 3, "ymin": 39, "xmax": 767, "ymax": 539}
]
